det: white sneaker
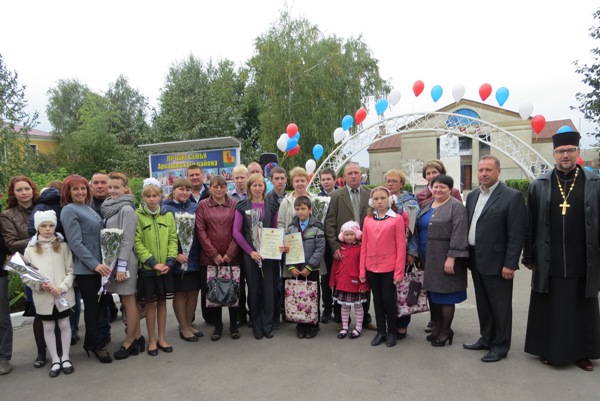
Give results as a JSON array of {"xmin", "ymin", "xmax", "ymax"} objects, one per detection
[{"xmin": 0, "ymin": 359, "xmax": 12, "ymax": 375}]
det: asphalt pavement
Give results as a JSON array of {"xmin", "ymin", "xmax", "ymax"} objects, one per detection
[{"xmin": 1, "ymin": 269, "xmax": 597, "ymax": 400}]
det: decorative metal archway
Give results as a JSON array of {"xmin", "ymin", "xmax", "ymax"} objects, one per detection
[{"xmin": 309, "ymin": 112, "xmax": 551, "ymax": 192}]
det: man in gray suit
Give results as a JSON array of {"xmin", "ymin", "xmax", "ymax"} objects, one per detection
[
  {"xmin": 463, "ymin": 155, "xmax": 527, "ymax": 362},
  {"xmin": 325, "ymin": 161, "xmax": 375, "ymax": 330}
]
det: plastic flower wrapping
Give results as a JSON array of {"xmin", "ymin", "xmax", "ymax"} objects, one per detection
[
  {"xmin": 312, "ymin": 196, "xmax": 331, "ymax": 223},
  {"xmin": 99, "ymin": 228, "xmax": 123, "ymax": 294},
  {"xmin": 4, "ymin": 253, "xmax": 71, "ymax": 311},
  {"xmin": 174, "ymin": 212, "xmax": 196, "ymax": 272},
  {"xmin": 245, "ymin": 208, "xmax": 263, "ymax": 272}
]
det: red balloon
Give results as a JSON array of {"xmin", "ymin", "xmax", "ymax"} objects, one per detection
[
  {"xmin": 413, "ymin": 80, "xmax": 424, "ymax": 97},
  {"xmin": 286, "ymin": 123, "xmax": 298, "ymax": 138},
  {"xmin": 308, "ymin": 173, "xmax": 314, "ymax": 182},
  {"xmin": 531, "ymin": 114, "xmax": 546, "ymax": 134},
  {"xmin": 577, "ymin": 156, "xmax": 584, "ymax": 166},
  {"xmin": 479, "ymin": 83, "xmax": 492, "ymax": 101},
  {"xmin": 287, "ymin": 145, "xmax": 300, "ymax": 156},
  {"xmin": 355, "ymin": 108, "xmax": 367, "ymax": 125}
]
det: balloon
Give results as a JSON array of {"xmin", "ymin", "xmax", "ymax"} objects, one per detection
[
  {"xmin": 431, "ymin": 85, "xmax": 443, "ymax": 102},
  {"xmin": 355, "ymin": 108, "xmax": 367, "ymax": 125},
  {"xmin": 531, "ymin": 115, "xmax": 546, "ymax": 134},
  {"xmin": 285, "ymin": 137, "xmax": 298, "ymax": 151},
  {"xmin": 341, "ymin": 115, "xmax": 353, "ymax": 131},
  {"xmin": 312, "ymin": 144, "xmax": 324, "ymax": 160},
  {"xmin": 287, "ymin": 145, "xmax": 300, "ymax": 156},
  {"xmin": 519, "ymin": 103, "xmax": 533, "ymax": 120},
  {"xmin": 452, "ymin": 84, "xmax": 465, "ymax": 102},
  {"xmin": 286, "ymin": 123, "xmax": 298, "ymax": 138},
  {"xmin": 305, "ymin": 159, "xmax": 316, "ymax": 174},
  {"xmin": 293, "ymin": 132, "xmax": 300, "ymax": 141},
  {"xmin": 479, "ymin": 83, "xmax": 492, "ymax": 101},
  {"xmin": 557, "ymin": 125, "xmax": 574, "ymax": 134},
  {"xmin": 584, "ymin": 166, "xmax": 594, "ymax": 172},
  {"xmin": 577, "ymin": 156, "xmax": 584, "ymax": 166},
  {"xmin": 413, "ymin": 80, "xmax": 424, "ymax": 97},
  {"xmin": 495, "ymin": 87, "xmax": 509, "ymax": 107},
  {"xmin": 375, "ymin": 98, "xmax": 389, "ymax": 115},
  {"xmin": 309, "ymin": 173, "xmax": 314, "ymax": 182},
  {"xmin": 276, "ymin": 136, "xmax": 288, "ymax": 152},
  {"xmin": 389, "ymin": 89, "xmax": 401, "ymax": 106},
  {"xmin": 333, "ymin": 127, "xmax": 345, "ymax": 143}
]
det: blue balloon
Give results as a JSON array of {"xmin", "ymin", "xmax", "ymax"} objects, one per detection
[
  {"xmin": 495, "ymin": 87, "xmax": 509, "ymax": 107},
  {"xmin": 342, "ymin": 115, "xmax": 354, "ymax": 131},
  {"xmin": 293, "ymin": 132, "xmax": 300, "ymax": 141},
  {"xmin": 312, "ymin": 144, "xmax": 324, "ymax": 161},
  {"xmin": 431, "ymin": 85, "xmax": 443, "ymax": 102},
  {"xmin": 375, "ymin": 98, "xmax": 389, "ymax": 115},
  {"xmin": 557, "ymin": 125, "xmax": 574, "ymax": 134},
  {"xmin": 286, "ymin": 137, "xmax": 298, "ymax": 151},
  {"xmin": 584, "ymin": 166, "xmax": 594, "ymax": 172}
]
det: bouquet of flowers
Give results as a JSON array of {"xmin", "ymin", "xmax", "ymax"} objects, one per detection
[
  {"xmin": 245, "ymin": 208, "xmax": 263, "ymax": 273},
  {"xmin": 312, "ymin": 196, "xmax": 331, "ymax": 223},
  {"xmin": 99, "ymin": 228, "xmax": 123, "ymax": 295},
  {"xmin": 4, "ymin": 253, "xmax": 71, "ymax": 311},
  {"xmin": 174, "ymin": 212, "xmax": 196, "ymax": 272}
]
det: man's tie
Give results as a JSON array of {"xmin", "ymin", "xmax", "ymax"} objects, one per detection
[{"xmin": 351, "ymin": 188, "xmax": 360, "ymax": 222}]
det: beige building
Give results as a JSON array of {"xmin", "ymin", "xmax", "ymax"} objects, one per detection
[{"xmin": 367, "ymin": 99, "xmax": 585, "ymax": 190}]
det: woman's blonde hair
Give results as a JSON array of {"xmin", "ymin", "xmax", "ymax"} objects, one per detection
[
  {"xmin": 384, "ymin": 169, "xmax": 406, "ymax": 186},
  {"xmin": 142, "ymin": 184, "xmax": 162, "ymax": 198},
  {"xmin": 289, "ymin": 167, "xmax": 309, "ymax": 182},
  {"xmin": 246, "ymin": 173, "xmax": 266, "ymax": 201},
  {"xmin": 108, "ymin": 172, "xmax": 131, "ymax": 194}
]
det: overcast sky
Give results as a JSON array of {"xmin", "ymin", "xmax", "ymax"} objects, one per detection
[{"xmin": 2, "ymin": 0, "xmax": 598, "ymax": 150}]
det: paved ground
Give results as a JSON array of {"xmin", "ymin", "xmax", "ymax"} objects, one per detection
[{"xmin": 1, "ymin": 269, "xmax": 597, "ymax": 400}]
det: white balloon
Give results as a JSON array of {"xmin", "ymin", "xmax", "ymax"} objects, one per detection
[
  {"xmin": 389, "ymin": 89, "xmax": 401, "ymax": 106},
  {"xmin": 333, "ymin": 127, "xmax": 345, "ymax": 143},
  {"xmin": 519, "ymin": 103, "xmax": 533, "ymax": 120},
  {"xmin": 452, "ymin": 84, "xmax": 465, "ymax": 103},
  {"xmin": 305, "ymin": 159, "xmax": 316, "ymax": 174},
  {"xmin": 276, "ymin": 136, "xmax": 288, "ymax": 152}
]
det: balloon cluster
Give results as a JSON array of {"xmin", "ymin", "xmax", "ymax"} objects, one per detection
[{"xmin": 276, "ymin": 122, "xmax": 325, "ymax": 175}]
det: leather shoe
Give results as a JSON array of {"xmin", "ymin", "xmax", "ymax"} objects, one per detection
[
  {"xmin": 575, "ymin": 359, "xmax": 593, "ymax": 372},
  {"xmin": 370, "ymin": 333, "xmax": 386, "ymax": 346},
  {"xmin": 481, "ymin": 351, "xmax": 505, "ymax": 363},
  {"xmin": 157, "ymin": 343, "xmax": 173, "ymax": 353},
  {"xmin": 463, "ymin": 340, "xmax": 490, "ymax": 351}
]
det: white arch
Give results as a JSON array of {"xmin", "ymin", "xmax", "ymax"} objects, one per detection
[{"xmin": 309, "ymin": 112, "xmax": 551, "ymax": 192}]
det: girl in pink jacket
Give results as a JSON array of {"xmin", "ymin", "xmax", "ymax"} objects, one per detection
[
  {"xmin": 329, "ymin": 221, "xmax": 369, "ymax": 339},
  {"xmin": 360, "ymin": 187, "xmax": 406, "ymax": 348}
]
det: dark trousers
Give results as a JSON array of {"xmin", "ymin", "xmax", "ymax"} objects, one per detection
[
  {"xmin": 213, "ymin": 306, "xmax": 239, "ymax": 334},
  {"xmin": 244, "ymin": 256, "xmax": 275, "ymax": 336},
  {"xmin": 238, "ymin": 264, "xmax": 249, "ymax": 322},
  {"xmin": 321, "ymin": 246, "xmax": 334, "ymax": 313},
  {"xmin": 471, "ymin": 259, "xmax": 513, "ymax": 355},
  {"xmin": 366, "ymin": 271, "xmax": 396, "ymax": 335},
  {"xmin": 76, "ymin": 274, "xmax": 109, "ymax": 350}
]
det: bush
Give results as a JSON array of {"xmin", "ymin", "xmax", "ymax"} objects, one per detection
[
  {"xmin": 505, "ymin": 179, "xmax": 529, "ymax": 200},
  {"xmin": 8, "ymin": 272, "xmax": 26, "ymax": 313}
]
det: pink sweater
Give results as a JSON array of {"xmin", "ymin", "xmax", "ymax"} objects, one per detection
[{"xmin": 359, "ymin": 213, "xmax": 406, "ymax": 282}]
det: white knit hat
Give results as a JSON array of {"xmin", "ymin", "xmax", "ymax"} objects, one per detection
[
  {"xmin": 338, "ymin": 220, "xmax": 362, "ymax": 242},
  {"xmin": 34, "ymin": 210, "xmax": 57, "ymax": 232}
]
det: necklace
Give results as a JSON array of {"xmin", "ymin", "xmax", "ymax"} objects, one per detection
[{"xmin": 555, "ymin": 167, "xmax": 579, "ymax": 216}]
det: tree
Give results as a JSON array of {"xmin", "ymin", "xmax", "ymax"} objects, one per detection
[
  {"xmin": 246, "ymin": 9, "xmax": 389, "ymax": 171},
  {"xmin": 46, "ymin": 78, "xmax": 92, "ymax": 139},
  {"xmin": 574, "ymin": 8, "xmax": 600, "ymax": 139},
  {"xmin": 0, "ymin": 53, "xmax": 39, "ymax": 188},
  {"xmin": 106, "ymin": 75, "xmax": 150, "ymax": 145},
  {"xmin": 151, "ymin": 56, "xmax": 244, "ymax": 143}
]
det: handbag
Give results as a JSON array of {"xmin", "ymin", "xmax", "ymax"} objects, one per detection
[
  {"xmin": 396, "ymin": 263, "xmax": 429, "ymax": 317},
  {"xmin": 284, "ymin": 277, "xmax": 319, "ymax": 324},
  {"xmin": 206, "ymin": 264, "xmax": 240, "ymax": 307}
]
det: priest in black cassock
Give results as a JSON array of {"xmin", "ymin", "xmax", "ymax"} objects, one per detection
[{"xmin": 522, "ymin": 126, "xmax": 600, "ymax": 372}]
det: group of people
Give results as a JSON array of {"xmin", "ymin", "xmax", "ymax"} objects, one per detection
[{"xmin": 0, "ymin": 126, "xmax": 599, "ymax": 378}]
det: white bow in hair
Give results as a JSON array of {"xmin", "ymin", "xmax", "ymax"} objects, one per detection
[{"xmin": 143, "ymin": 177, "xmax": 161, "ymax": 189}]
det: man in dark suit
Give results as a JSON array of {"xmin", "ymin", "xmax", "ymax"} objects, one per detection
[
  {"xmin": 325, "ymin": 161, "xmax": 375, "ymax": 330},
  {"xmin": 187, "ymin": 165, "xmax": 210, "ymax": 203},
  {"xmin": 463, "ymin": 155, "xmax": 527, "ymax": 362}
]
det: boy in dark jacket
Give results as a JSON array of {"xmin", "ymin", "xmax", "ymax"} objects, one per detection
[{"xmin": 282, "ymin": 196, "xmax": 326, "ymax": 339}]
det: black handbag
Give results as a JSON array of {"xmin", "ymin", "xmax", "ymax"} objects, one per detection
[{"xmin": 206, "ymin": 265, "xmax": 239, "ymax": 306}]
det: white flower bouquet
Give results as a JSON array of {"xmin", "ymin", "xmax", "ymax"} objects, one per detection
[
  {"xmin": 245, "ymin": 208, "xmax": 263, "ymax": 273},
  {"xmin": 99, "ymin": 228, "xmax": 123, "ymax": 294},
  {"xmin": 312, "ymin": 196, "xmax": 331, "ymax": 223},
  {"xmin": 175, "ymin": 212, "xmax": 196, "ymax": 272},
  {"xmin": 4, "ymin": 253, "xmax": 71, "ymax": 311}
]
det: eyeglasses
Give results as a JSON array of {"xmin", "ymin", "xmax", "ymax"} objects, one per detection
[
  {"xmin": 553, "ymin": 147, "xmax": 578, "ymax": 156},
  {"xmin": 385, "ymin": 179, "xmax": 401, "ymax": 185}
]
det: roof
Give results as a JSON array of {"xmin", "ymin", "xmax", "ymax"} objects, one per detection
[
  {"xmin": 139, "ymin": 137, "xmax": 242, "ymax": 154},
  {"xmin": 367, "ymin": 133, "xmax": 401, "ymax": 152},
  {"xmin": 11, "ymin": 124, "xmax": 53, "ymax": 138}
]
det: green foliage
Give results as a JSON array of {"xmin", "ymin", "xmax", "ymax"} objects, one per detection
[
  {"xmin": 46, "ymin": 78, "xmax": 92, "ymax": 139},
  {"xmin": 574, "ymin": 8, "xmax": 600, "ymax": 139},
  {"xmin": 8, "ymin": 273, "xmax": 25, "ymax": 312},
  {"xmin": 152, "ymin": 56, "xmax": 244, "ymax": 143},
  {"xmin": 0, "ymin": 53, "xmax": 39, "ymax": 189},
  {"xmin": 129, "ymin": 177, "xmax": 144, "ymax": 206},
  {"xmin": 246, "ymin": 9, "xmax": 389, "ymax": 172},
  {"xmin": 504, "ymin": 179, "xmax": 529, "ymax": 200},
  {"xmin": 29, "ymin": 167, "xmax": 69, "ymax": 188}
]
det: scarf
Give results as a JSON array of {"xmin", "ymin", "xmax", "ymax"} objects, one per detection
[{"xmin": 101, "ymin": 194, "xmax": 136, "ymax": 220}]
